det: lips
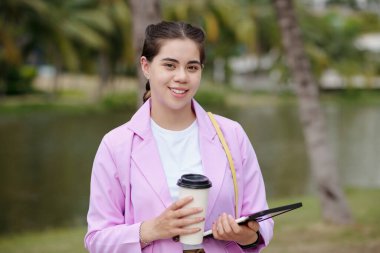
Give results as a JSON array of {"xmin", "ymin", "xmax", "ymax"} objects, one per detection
[{"xmin": 169, "ymin": 87, "xmax": 188, "ymax": 95}]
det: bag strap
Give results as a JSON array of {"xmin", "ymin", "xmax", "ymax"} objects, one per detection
[{"xmin": 207, "ymin": 112, "xmax": 239, "ymax": 218}]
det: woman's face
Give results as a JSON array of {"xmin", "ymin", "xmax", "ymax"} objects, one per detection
[{"xmin": 141, "ymin": 38, "xmax": 202, "ymax": 115}]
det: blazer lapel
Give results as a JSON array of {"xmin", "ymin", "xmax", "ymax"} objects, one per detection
[
  {"xmin": 200, "ymin": 135, "xmax": 228, "ymax": 219},
  {"xmin": 131, "ymin": 137, "xmax": 173, "ymax": 208},
  {"xmin": 194, "ymin": 101, "xmax": 228, "ymax": 219},
  {"xmin": 128, "ymin": 100, "xmax": 173, "ymax": 208},
  {"xmin": 128, "ymin": 99, "xmax": 229, "ymax": 213}
]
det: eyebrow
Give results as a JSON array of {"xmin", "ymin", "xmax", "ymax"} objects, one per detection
[{"xmin": 161, "ymin": 58, "xmax": 201, "ymax": 65}]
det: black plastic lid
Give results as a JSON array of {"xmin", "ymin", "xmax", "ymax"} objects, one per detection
[{"xmin": 177, "ymin": 174, "xmax": 212, "ymax": 189}]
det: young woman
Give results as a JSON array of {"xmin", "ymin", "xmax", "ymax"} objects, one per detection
[{"xmin": 85, "ymin": 21, "xmax": 273, "ymax": 253}]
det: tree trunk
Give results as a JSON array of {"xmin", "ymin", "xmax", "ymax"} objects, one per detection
[
  {"xmin": 96, "ymin": 51, "xmax": 111, "ymax": 101},
  {"xmin": 52, "ymin": 51, "xmax": 63, "ymax": 100},
  {"xmin": 129, "ymin": 0, "xmax": 161, "ymax": 107},
  {"xmin": 272, "ymin": 0, "xmax": 353, "ymax": 224}
]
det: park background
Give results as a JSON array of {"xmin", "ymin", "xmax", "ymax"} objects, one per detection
[{"xmin": 1, "ymin": 0, "xmax": 380, "ymax": 252}]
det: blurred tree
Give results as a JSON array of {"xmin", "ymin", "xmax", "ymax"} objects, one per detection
[
  {"xmin": 0, "ymin": 0, "xmax": 48, "ymax": 95},
  {"xmin": 129, "ymin": 0, "xmax": 161, "ymax": 107},
  {"xmin": 300, "ymin": 8, "xmax": 364, "ymax": 76},
  {"xmin": 162, "ymin": 0, "xmax": 259, "ymax": 83},
  {"xmin": 0, "ymin": 0, "xmax": 133, "ymax": 99},
  {"xmin": 272, "ymin": 0, "xmax": 353, "ymax": 224},
  {"xmin": 327, "ymin": 0, "xmax": 358, "ymax": 8},
  {"xmin": 0, "ymin": 0, "xmax": 116, "ymax": 96},
  {"xmin": 43, "ymin": 0, "xmax": 114, "ymax": 97},
  {"xmin": 92, "ymin": 0, "xmax": 132, "ymax": 100}
]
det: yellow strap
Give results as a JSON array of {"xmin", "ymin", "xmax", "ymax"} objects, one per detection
[{"xmin": 207, "ymin": 112, "xmax": 239, "ymax": 218}]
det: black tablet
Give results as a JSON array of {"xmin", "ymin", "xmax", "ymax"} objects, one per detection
[{"xmin": 203, "ymin": 202, "xmax": 302, "ymax": 237}]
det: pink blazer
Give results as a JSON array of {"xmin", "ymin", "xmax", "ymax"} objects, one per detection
[{"xmin": 85, "ymin": 99, "xmax": 273, "ymax": 253}]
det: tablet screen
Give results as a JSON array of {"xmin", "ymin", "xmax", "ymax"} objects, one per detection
[
  {"xmin": 245, "ymin": 202, "xmax": 302, "ymax": 222},
  {"xmin": 203, "ymin": 202, "xmax": 302, "ymax": 237}
]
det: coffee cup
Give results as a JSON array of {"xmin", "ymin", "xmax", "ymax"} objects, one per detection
[{"xmin": 177, "ymin": 174, "xmax": 212, "ymax": 245}]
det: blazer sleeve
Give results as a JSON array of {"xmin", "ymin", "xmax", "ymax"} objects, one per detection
[
  {"xmin": 237, "ymin": 123, "xmax": 274, "ymax": 252},
  {"xmin": 84, "ymin": 137, "xmax": 142, "ymax": 253}
]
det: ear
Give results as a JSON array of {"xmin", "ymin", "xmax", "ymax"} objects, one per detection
[{"xmin": 140, "ymin": 56, "xmax": 150, "ymax": 79}]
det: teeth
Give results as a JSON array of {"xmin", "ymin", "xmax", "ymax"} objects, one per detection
[{"xmin": 171, "ymin": 88, "xmax": 186, "ymax": 94}]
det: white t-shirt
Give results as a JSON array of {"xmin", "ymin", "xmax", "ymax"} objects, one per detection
[
  {"xmin": 151, "ymin": 119, "xmax": 204, "ymax": 200},
  {"xmin": 151, "ymin": 119, "xmax": 204, "ymax": 250}
]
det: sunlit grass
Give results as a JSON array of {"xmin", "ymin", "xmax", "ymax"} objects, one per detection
[
  {"xmin": 0, "ymin": 226, "xmax": 87, "ymax": 253},
  {"xmin": 0, "ymin": 189, "xmax": 378, "ymax": 253},
  {"xmin": 266, "ymin": 188, "xmax": 380, "ymax": 253}
]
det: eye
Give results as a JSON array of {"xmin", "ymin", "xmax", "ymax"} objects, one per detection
[
  {"xmin": 163, "ymin": 63, "xmax": 175, "ymax": 70},
  {"xmin": 187, "ymin": 65, "xmax": 200, "ymax": 72}
]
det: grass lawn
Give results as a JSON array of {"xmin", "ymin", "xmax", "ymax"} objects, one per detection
[
  {"xmin": 266, "ymin": 188, "xmax": 380, "ymax": 253},
  {"xmin": 0, "ymin": 188, "xmax": 379, "ymax": 253},
  {"xmin": 0, "ymin": 226, "xmax": 87, "ymax": 253}
]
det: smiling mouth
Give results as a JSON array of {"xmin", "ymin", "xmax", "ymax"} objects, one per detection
[{"xmin": 169, "ymin": 88, "xmax": 188, "ymax": 94}]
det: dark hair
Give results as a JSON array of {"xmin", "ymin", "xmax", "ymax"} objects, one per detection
[{"xmin": 141, "ymin": 21, "xmax": 206, "ymax": 102}]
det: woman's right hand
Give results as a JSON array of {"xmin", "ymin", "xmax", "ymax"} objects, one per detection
[{"xmin": 140, "ymin": 196, "xmax": 204, "ymax": 243}]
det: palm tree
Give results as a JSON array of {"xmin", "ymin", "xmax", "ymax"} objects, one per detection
[
  {"xmin": 129, "ymin": 0, "xmax": 161, "ymax": 106},
  {"xmin": 0, "ymin": 0, "xmax": 116, "ymax": 97},
  {"xmin": 0, "ymin": 0, "xmax": 50, "ymax": 95},
  {"xmin": 271, "ymin": 0, "xmax": 353, "ymax": 224},
  {"xmin": 90, "ymin": 0, "xmax": 132, "ymax": 100},
  {"xmin": 42, "ymin": 0, "xmax": 117, "ymax": 97}
]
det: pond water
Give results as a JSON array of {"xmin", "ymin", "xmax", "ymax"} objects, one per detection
[{"xmin": 0, "ymin": 100, "xmax": 379, "ymax": 234}]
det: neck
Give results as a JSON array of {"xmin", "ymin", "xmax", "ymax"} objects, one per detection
[{"xmin": 151, "ymin": 102, "xmax": 196, "ymax": 131}]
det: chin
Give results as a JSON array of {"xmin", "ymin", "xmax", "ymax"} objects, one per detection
[{"xmin": 168, "ymin": 99, "xmax": 192, "ymax": 111}]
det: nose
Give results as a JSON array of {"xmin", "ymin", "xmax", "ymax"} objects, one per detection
[{"xmin": 173, "ymin": 67, "xmax": 188, "ymax": 83}]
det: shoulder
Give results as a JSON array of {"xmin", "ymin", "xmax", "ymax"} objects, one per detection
[
  {"xmin": 210, "ymin": 113, "xmax": 245, "ymax": 135},
  {"xmin": 209, "ymin": 112, "xmax": 254, "ymax": 152},
  {"xmin": 101, "ymin": 121, "xmax": 135, "ymax": 152}
]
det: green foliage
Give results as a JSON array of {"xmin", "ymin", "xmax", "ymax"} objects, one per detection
[
  {"xmin": 322, "ymin": 89, "xmax": 380, "ymax": 105},
  {"xmin": 163, "ymin": 0, "xmax": 258, "ymax": 57},
  {"xmin": 298, "ymin": 7, "xmax": 380, "ymax": 78},
  {"xmin": 0, "ymin": 0, "xmax": 132, "ymax": 96},
  {"xmin": 101, "ymin": 91, "xmax": 138, "ymax": 112},
  {"xmin": 0, "ymin": 65, "xmax": 37, "ymax": 95},
  {"xmin": 255, "ymin": 7, "xmax": 281, "ymax": 53},
  {"xmin": 2, "ymin": 0, "xmax": 380, "ymax": 97},
  {"xmin": 194, "ymin": 88, "xmax": 227, "ymax": 110},
  {"xmin": 327, "ymin": 0, "xmax": 360, "ymax": 9}
]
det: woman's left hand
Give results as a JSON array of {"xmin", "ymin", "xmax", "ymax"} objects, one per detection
[{"xmin": 212, "ymin": 213, "xmax": 259, "ymax": 246}]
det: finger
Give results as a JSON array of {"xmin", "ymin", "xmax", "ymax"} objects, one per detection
[
  {"xmin": 217, "ymin": 214, "xmax": 225, "ymax": 235},
  {"xmin": 228, "ymin": 214, "xmax": 241, "ymax": 234},
  {"xmin": 212, "ymin": 222, "xmax": 220, "ymax": 239},
  {"xmin": 174, "ymin": 226, "xmax": 201, "ymax": 236},
  {"xmin": 221, "ymin": 213, "xmax": 232, "ymax": 234},
  {"xmin": 172, "ymin": 216, "xmax": 205, "ymax": 227},
  {"xmin": 169, "ymin": 196, "xmax": 193, "ymax": 210},
  {"xmin": 247, "ymin": 221, "xmax": 259, "ymax": 232},
  {"xmin": 173, "ymin": 207, "xmax": 203, "ymax": 218},
  {"xmin": 181, "ymin": 227, "xmax": 202, "ymax": 235}
]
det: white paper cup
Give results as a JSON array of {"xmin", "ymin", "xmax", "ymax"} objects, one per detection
[{"xmin": 177, "ymin": 174, "xmax": 212, "ymax": 245}]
